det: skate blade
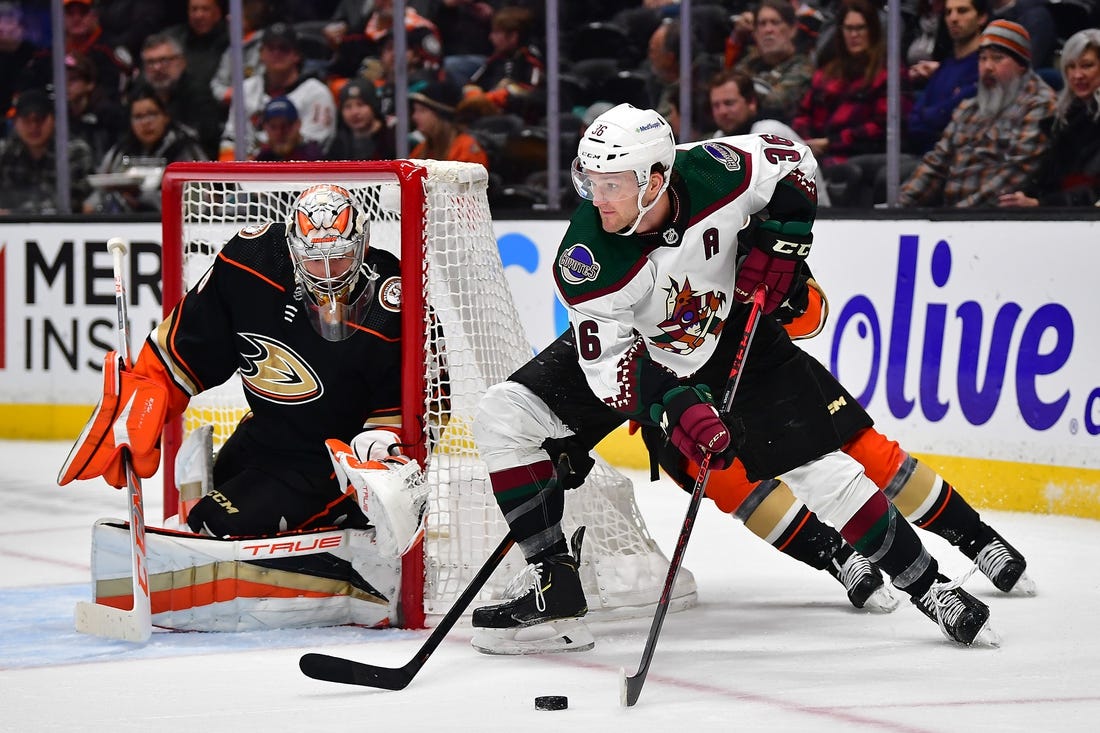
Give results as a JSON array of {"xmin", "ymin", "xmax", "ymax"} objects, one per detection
[
  {"xmin": 471, "ymin": 618, "xmax": 595, "ymax": 655},
  {"xmin": 968, "ymin": 620, "xmax": 1002, "ymax": 648},
  {"xmin": 1006, "ymin": 572, "xmax": 1037, "ymax": 597},
  {"xmin": 864, "ymin": 585, "xmax": 901, "ymax": 614}
]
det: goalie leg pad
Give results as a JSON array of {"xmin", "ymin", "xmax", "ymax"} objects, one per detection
[{"xmin": 90, "ymin": 520, "xmax": 402, "ymax": 631}]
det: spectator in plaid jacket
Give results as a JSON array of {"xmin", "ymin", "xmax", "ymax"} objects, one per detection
[
  {"xmin": 791, "ymin": 0, "xmax": 901, "ymax": 170},
  {"xmin": 899, "ymin": 20, "xmax": 1055, "ymax": 207}
]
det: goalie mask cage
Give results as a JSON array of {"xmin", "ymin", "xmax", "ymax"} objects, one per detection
[{"xmin": 160, "ymin": 160, "xmax": 696, "ymax": 629}]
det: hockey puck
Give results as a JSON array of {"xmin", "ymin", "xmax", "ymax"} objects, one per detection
[{"xmin": 534, "ymin": 695, "xmax": 568, "ymax": 711}]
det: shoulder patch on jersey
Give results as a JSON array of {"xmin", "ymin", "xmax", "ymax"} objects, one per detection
[
  {"xmin": 379, "ymin": 276, "xmax": 401, "ymax": 312},
  {"xmin": 237, "ymin": 333, "xmax": 323, "ymax": 404},
  {"xmin": 558, "ymin": 244, "xmax": 602, "ymax": 285},
  {"xmin": 701, "ymin": 142, "xmax": 742, "ymax": 172},
  {"xmin": 238, "ymin": 223, "xmax": 273, "ymax": 239}
]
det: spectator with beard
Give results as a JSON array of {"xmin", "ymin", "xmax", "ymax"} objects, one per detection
[
  {"xmin": 254, "ymin": 96, "xmax": 324, "ymax": 162},
  {"xmin": 907, "ymin": 0, "xmax": 989, "ymax": 155},
  {"xmin": 999, "ymin": 29, "xmax": 1100, "ymax": 207},
  {"xmin": 825, "ymin": 0, "xmax": 990, "ymax": 207},
  {"xmin": 900, "ymin": 20, "xmax": 1056, "ymax": 207},
  {"xmin": 139, "ymin": 32, "xmax": 224, "ymax": 160},
  {"xmin": 732, "ymin": 0, "xmax": 814, "ymax": 126}
]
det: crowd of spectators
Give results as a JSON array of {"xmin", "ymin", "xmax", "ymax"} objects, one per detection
[{"xmin": 2, "ymin": 0, "xmax": 1100, "ymax": 214}]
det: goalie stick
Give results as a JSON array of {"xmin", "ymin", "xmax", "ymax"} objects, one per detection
[
  {"xmin": 620, "ymin": 284, "xmax": 767, "ymax": 707},
  {"xmin": 299, "ymin": 533, "xmax": 515, "ymax": 690},
  {"xmin": 74, "ymin": 237, "xmax": 152, "ymax": 643}
]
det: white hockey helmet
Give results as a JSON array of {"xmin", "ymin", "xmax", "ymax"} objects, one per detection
[
  {"xmin": 572, "ymin": 103, "xmax": 676, "ymax": 234},
  {"xmin": 287, "ymin": 184, "xmax": 374, "ymax": 341}
]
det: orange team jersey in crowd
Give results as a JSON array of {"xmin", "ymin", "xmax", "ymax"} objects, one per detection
[{"xmin": 410, "ymin": 133, "xmax": 489, "ymax": 170}]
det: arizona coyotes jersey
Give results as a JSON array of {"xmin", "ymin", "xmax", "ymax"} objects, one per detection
[
  {"xmin": 554, "ymin": 133, "xmax": 818, "ymax": 420},
  {"xmin": 143, "ymin": 223, "xmax": 404, "ymax": 458}
]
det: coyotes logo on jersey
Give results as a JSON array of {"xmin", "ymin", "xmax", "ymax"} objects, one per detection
[{"xmin": 650, "ymin": 276, "xmax": 726, "ymax": 354}]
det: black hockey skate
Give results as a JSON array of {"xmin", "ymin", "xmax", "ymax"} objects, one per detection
[
  {"xmin": 826, "ymin": 546, "xmax": 899, "ymax": 612},
  {"xmin": 912, "ymin": 577, "xmax": 998, "ymax": 646},
  {"xmin": 968, "ymin": 526, "xmax": 1034, "ymax": 594},
  {"xmin": 471, "ymin": 527, "xmax": 592, "ymax": 654}
]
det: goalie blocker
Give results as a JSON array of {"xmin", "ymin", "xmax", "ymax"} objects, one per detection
[{"xmin": 89, "ymin": 433, "xmax": 428, "ymax": 631}]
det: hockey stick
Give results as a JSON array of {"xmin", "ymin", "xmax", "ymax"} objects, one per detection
[
  {"xmin": 74, "ymin": 238, "xmax": 152, "ymax": 643},
  {"xmin": 620, "ymin": 284, "xmax": 767, "ymax": 707},
  {"xmin": 300, "ymin": 533, "xmax": 515, "ymax": 689}
]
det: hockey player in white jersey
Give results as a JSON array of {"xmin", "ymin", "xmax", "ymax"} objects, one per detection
[{"xmin": 470, "ymin": 103, "xmax": 998, "ymax": 654}]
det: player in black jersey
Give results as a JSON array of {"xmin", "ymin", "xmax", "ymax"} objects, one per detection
[{"xmin": 62, "ymin": 184, "xmax": 406, "ymax": 538}]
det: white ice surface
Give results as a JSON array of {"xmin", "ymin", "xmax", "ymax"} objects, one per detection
[{"xmin": 2, "ymin": 440, "xmax": 1098, "ymax": 732}]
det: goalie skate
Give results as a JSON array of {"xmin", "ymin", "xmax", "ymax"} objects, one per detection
[{"xmin": 471, "ymin": 528, "xmax": 592, "ymax": 655}]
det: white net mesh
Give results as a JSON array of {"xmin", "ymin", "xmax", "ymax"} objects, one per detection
[{"xmin": 165, "ymin": 160, "xmax": 695, "ymax": 622}]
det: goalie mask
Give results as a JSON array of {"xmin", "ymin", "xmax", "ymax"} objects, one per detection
[{"xmin": 287, "ymin": 184, "xmax": 376, "ymax": 341}]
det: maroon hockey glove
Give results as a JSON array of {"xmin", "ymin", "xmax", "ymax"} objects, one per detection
[
  {"xmin": 734, "ymin": 221, "xmax": 813, "ymax": 314},
  {"xmin": 653, "ymin": 386, "xmax": 736, "ymax": 469}
]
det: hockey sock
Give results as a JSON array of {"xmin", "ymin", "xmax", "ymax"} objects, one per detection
[
  {"xmin": 840, "ymin": 492, "xmax": 939, "ymax": 599},
  {"xmin": 774, "ymin": 507, "xmax": 844, "ymax": 571},
  {"xmin": 844, "ymin": 429, "xmax": 985, "ymax": 557},
  {"xmin": 488, "ymin": 459, "xmax": 568, "ymax": 561}
]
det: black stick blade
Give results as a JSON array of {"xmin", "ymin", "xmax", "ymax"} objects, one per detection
[
  {"xmin": 299, "ymin": 653, "xmax": 413, "ymax": 690},
  {"xmin": 621, "ymin": 667, "xmax": 644, "ymax": 707}
]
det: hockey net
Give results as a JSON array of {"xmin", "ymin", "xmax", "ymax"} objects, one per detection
[{"xmin": 160, "ymin": 160, "xmax": 696, "ymax": 628}]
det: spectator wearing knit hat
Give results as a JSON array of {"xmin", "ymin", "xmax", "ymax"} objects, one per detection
[
  {"xmin": 989, "ymin": 0, "xmax": 1057, "ymax": 70},
  {"xmin": 409, "ymin": 79, "xmax": 489, "ymax": 170},
  {"xmin": 326, "ymin": 77, "xmax": 396, "ymax": 161},
  {"xmin": 900, "ymin": 20, "xmax": 1056, "ymax": 207}
]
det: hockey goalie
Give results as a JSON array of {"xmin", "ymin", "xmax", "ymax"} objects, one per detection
[{"xmin": 58, "ymin": 184, "xmax": 430, "ymax": 631}]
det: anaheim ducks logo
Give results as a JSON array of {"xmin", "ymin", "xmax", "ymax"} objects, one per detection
[{"xmin": 237, "ymin": 333, "xmax": 323, "ymax": 404}]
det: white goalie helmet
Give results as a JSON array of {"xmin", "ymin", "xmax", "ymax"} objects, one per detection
[
  {"xmin": 287, "ymin": 184, "xmax": 374, "ymax": 341},
  {"xmin": 571, "ymin": 103, "xmax": 676, "ymax": 235}
]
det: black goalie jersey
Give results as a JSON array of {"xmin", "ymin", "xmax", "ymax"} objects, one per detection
[{"xmin": 140, "ymin": 222, "xmax": 404, "ymax": 477}]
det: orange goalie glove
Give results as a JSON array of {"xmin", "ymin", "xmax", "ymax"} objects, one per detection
[{"xmin": 57, "ymin": 350, "xmax": 169, "ymax": 488}]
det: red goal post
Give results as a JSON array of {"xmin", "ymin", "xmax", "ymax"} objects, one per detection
[{"xmin": 159, "ymin": 160, "xmax": 696, "ymax": 629}]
